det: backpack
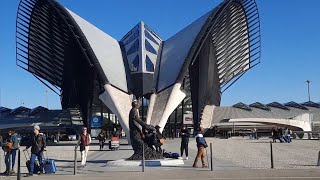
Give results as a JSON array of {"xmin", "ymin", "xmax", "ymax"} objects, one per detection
[{"xmin": 12, "ymin": 134, "xmax": 21, "ymax": 149}]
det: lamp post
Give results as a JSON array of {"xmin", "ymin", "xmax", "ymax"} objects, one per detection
[
  {"xmin": 45, "ymin": 89, "xmax": 48, "ymax": 109},
  {"xmin": 305, "ymin": 80, "xmax": 311, "ymax": 102}
]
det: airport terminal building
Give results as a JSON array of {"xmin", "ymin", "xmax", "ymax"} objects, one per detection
[{"xmin": 12, "ymin": 0, "xmax": 261, "ymax": 137}]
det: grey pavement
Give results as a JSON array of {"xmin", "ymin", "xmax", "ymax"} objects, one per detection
[
  {"xmin": 1, "ymin": 169, "xmax": 320, "ymax": 180},
  {"xmin": 0, "ymin": 137, "xmax": 320, "ymax": 179}
]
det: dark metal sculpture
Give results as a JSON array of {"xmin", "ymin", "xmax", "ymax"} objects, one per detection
[{"xmin": 127, "ymin": 101, "xmax": 163, "ymax": 160}]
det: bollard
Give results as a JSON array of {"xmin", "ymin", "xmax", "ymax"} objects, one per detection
[
  {"xmin": 270, "ymin": 141, "xmax": 274, "ymax": 169},
  {"xmin": 17, "ymin": 150, "xmax": 21, "ymax": 180},
  {"xmin": 74, "ymin": 145, "xmax": 78, "ymax": 175},
  {"xmin": 142, "ymin": 145, "xmax": 145, "ymax": 172},
  {"xmin": 210, "ymin": 143, "xmax": 213, "ymax": 171},
  {"xmin": 317, "ymin": 151, "xmax": 320, "ymax": 166}
]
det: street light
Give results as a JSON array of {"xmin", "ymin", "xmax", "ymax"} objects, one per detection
[
  {"xmin": 305, "ymin": 80, "xmax": 312, "ymax": 102},
  {"xmin": 45, "ymin": 89, "xmax": 48, "ymax": 109}
]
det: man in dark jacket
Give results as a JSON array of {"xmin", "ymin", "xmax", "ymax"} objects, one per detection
[
  {"xmin": 112, "ymin": 128, "xmax": 119, "ymax": 138},
  {"xmin": 180, "ymin": 125, "xmax": 190, "ymax": 160},
  {"xmin": 24, "ymin": 125, "xmax": 46, "ymax": 176},
  {"xmin": 97, "ymin": 130, "xmax": 106, "ymax": 151},
  {"xmin": 193, "ymin": 127, "xmax": 207, "ymax": 168}
]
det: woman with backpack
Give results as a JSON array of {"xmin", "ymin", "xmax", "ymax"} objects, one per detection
[{"xmin": 2, "ymin": 129, "xmax": 20, "ymax": 175}]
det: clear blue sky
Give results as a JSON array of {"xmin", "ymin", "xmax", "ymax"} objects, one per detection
[{"xmin": 0, "ymin": 0, "xmax": 319, "ymax": 109}]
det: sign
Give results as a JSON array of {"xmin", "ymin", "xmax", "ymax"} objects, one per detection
[
  {"xmin": 91, "ymin": 116, "xmax": 102, "ymax": 127},
  {"xmin": 183, "ymin": 113, "xmax": 193, "ymax": 125}
]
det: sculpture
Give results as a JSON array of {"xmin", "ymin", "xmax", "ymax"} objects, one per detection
[{"xmin": 127, "ymin": 101, "xmax": 163, "ymax": 160}]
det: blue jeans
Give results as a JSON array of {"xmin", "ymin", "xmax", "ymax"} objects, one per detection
[
  {"xmin": 5, "ymin": 149, "xmax": 17, "ymax": 171},
  {"xmin": 30, "ymin": 151, "xmax": 44, "ymax": 174}
]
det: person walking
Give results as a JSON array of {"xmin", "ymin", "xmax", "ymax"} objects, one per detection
[
  {"xmin": 112, "ymin": 128, "xmax": 119, "ymax": 138},
  {"xmin": 24, "ymin": 125, "xmax": 46, "ymax": 176},
  {"xmin": 180, "ymin": 125, "xmax": 190, "ymax": 160},
  {"xmin": 97, "ymin": 130, "xmax": 106, "ymax": 151},
  {"xmin": 79, "ymin": 127, "xmax": 91, "ymax": 167},
  {"xmin": 193, "ymin": 127, "xmax": 208, "ymax": 168},
  {"xmin": 2, "ymin": 130, "xmax": 20, "ymax": 175},
  {"xmin": 284, "ymin": 128, "xmax": 291, "ymax": 143}
]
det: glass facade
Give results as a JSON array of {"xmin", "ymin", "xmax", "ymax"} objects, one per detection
[
  {"xmin": 145, "ymin": 39, "xmax": 157, "ymax": 54},
  {"xmin": 130, "ymin": 55, "xmax": 139, "ymax": 72},
  {"xmin": 144, "ymin": 30, "xmax": 159, "ymax": 45},
  {"xmin": 145, "ymin": 55, "xmax": 154, "ymax": 72},
  {"xmin": 127, "ymin": 39, "xmax": 139, "ymax": 55}
]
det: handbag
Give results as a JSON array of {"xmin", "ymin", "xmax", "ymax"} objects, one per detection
[{"xmin": 2, "ymin": 142, "xmax": 13, "ymax": 152}]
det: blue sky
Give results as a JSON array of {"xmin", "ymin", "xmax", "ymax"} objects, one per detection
[{"xmin": 0, "ymin": 0, "xmax": 319, "ymax": 109}]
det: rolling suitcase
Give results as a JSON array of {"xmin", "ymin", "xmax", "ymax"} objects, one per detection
[
  {"xmin": 23, "ymin": 150, "xmax": 41, "ymax": 174},
  {"xmin": 43, "ymin": 151, "xmax": 57, "ymax": 173}
]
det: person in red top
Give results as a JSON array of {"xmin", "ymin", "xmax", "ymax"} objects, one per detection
[{"xmin": 79, "ymin": 127, "xmax": 91, "ymax": 167}]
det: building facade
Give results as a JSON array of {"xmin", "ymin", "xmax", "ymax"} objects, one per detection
[{"xmin": 16, "ymin": 0, "xmax": 261, "ymax": 139}]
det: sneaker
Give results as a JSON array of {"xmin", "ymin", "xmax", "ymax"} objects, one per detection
[
  {"xmin": 1, "ymin": 171, "xmax": 9, "ymax": 176},
  {"xmin": 185, "ymin": 157, "xmax": 188, "ymax": 160},
  {"xmin": 10, "ymin": 170, "xmax": 15, "ymax": 174},
  {"xmin": 25, "ymin": 173, "xmax": 33, "ymax": 177},
  {"xmin": 202, "ymin": 165, "xmax": 208, "ymax": 168}
]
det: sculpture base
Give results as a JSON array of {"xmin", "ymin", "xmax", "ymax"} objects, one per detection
[{"xmin": 106, "ymin": 158, "xmax": 184, "ymax": 167}]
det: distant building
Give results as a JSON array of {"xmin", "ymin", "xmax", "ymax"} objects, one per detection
[
  {"xmin": 200, "ymin": 101, "xmax": 320, "ymax": 138},
  {"xmin": 0, "ymin": 106, "xmax": 82, "ymax": 130},
  {"xmin": 15, "ymin": 0, "xmax": 261, "ymax": 140}
]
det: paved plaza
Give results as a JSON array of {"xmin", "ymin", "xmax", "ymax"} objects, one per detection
[{"xmin": 0, "ymin": 137, "xmax": 319, "ymax": 179}]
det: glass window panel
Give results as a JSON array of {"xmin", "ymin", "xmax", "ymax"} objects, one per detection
[
  {"xmin": 127, "ymin": 39, "xmax": 139, "ymax": 55},
  {"xmin": 145, "ymin": 55, "xmax": 154, "ymax": 72},
  {"xmin": 145, "ymin": 40, "xmax": 157, "ymax": 55},
  {"xmin": 144, "ymin": 30, "xmax": 159, "ymax": 45},
  {"xmin": 130, "ymin": 55, "xmax": 139, "ymax": 72}
]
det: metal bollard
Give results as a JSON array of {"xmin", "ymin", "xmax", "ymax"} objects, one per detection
[
  {"xmin": 210, "ymin": 143, "xmax": 213, "ymax": 171},
  {"xmin": 74, "ymin": 145, "xmax": 78, "ymax": 175},
  {"xmin": 270, "ymin": 141, "xmax": 274, "ymax": 169},
  {"xmin": 317, "ymin": 151, "xmax": 320, "ymax": 166},
  {"xmin": 17, "ymin": 150, "xmax": 21, "ymax": 180},
  {"xmin": 142, "ymin": 145, "xmax": 145, "ymax": 172}
]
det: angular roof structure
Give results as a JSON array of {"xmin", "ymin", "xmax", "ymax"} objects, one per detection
[
  {"xmin": 0, "ymin": 107, "xmax": 11, "ymax": 113},
  {"xmin": 249, "ymin": 102, "xmax": 271, "ymax": 111},
  {"xmin": 233, "ymin": 102, "xmax": 252, "ymax": 111},
  {"xmin": 301, "ymin": 101, "xmax": 320, "ymax": 108},
  {"xmin": 16, "ymin": 0, "xmax": 261, "ymax": 134},
  {"xmin": 9, "ymin": 106, "xmax": 30, "ymax": 115},
  {"xmin": 29, "ymin": 106, "xmax": 49, "ymax": 116},
  {"xmin": 267, "ymin": 102, "xmax": 290, "ymax": 111},
  {"xmin": 284, "ymin": 101, "xmax": 309, "ymax": 110}
]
